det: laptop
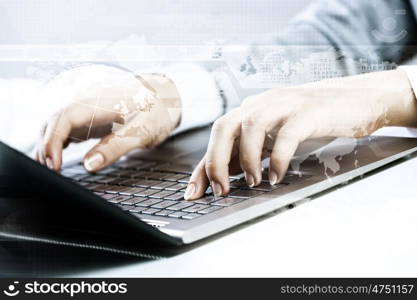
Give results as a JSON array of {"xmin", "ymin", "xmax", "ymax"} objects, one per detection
[{"xmin": 1, "ymin": 126, "xmax": 417, "ymax": 248}]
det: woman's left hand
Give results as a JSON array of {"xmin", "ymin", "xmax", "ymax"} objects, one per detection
[{"xmin": 184, "ymin": 69, "xmax": 417, "ymax": 200}]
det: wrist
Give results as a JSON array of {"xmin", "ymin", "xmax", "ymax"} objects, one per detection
[
  {"xmin": 139, "ymin": 73, "xmax": 182, "ymax": 130},
  {"xmin": 383, "ymin": 69, "xmax": 417, "ymax": 128}
]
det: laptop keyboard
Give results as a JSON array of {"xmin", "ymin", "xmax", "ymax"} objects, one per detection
[{"xmin": 61, "ymin": 159, "xmax": 305, "ymax": 221}]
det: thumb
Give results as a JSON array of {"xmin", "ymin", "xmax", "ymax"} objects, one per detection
[{"xmin": 83, "ymin": 133, "xmax": 139, "ymax": 172}]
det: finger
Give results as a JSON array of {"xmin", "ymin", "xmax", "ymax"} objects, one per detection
[
  {"xmin": 36, "ymin": 124, "xmax": 47, "ymax": 165},
  {"xmin": 41, "ymin": 111, "xmax": 72, "ymax": 171},
  {"xmin": 239, "ymin": 115, "xmax": 266, "ymax": 187},
  {"xmin": 184, "ymin": 157, "xmax": 209, "ymax": 200},
  {"xmin": 269, "ymin": 118, "xmax": 312, "ymax": 184},
  {"xmin": 205, "ymin": 109, "xmax": 241, "ymax": 196},
  {"xmin": 41, "ymin": 101, "xmax": 123, "ymax": 171},
  {"xmin": 83, "ymin": 133, "xmax": 140, "ymax": 172},
  {"xmin": 35, "ymin": 148, "xmax": 45, "ymax": 165},
  {"xmin": 269, "ymin": 118, "xmax": 312, "ymax": 183}
]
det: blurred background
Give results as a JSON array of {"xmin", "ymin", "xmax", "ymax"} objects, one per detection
[
  {"xmin": 0, "ymin": 0, "xmax": 311, "ymax": 152},
  {"xmin": 0, "ymin": 0, "xmax": 310, "ymax": 45}
]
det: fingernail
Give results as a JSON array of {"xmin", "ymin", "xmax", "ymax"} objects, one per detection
[
  {"xmin": 184, "ymin": 183, "xmax": 196, "ymax": 200},
  {"xmin": 46, "ymin": 157, "xmax": 54, "ymax": 170},
  {"xmin": 269, "ymin": 170, "xmax": 278, "ymax": 186},
  {"xmin": 84, "ymin": 153, "xmax": 104, "ymax": 172},
  {"xmin": 245, "ymin": 172, "xmax": 255, "ymax": 187},
  {"xmin": 211, "ymin": 181, "xmax": 222, "ymax": 197}
]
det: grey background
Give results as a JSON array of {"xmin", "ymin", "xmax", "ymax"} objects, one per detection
[
  {"xmin": 0, "ymin": 0, "xmax": 311, "ymax": 45},
  {"xmin": 0, "ymin": 0, "xmax": 312, "ymax": 151}
]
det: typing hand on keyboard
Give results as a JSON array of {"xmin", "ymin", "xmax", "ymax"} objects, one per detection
[
  {"xmin": 35, "ymin": 64, "xmax": 181, "ymax": 172},
  {"xmin": 64, "ymin": 160, "xmax": 291, "ymax": 220},
  {"xmin": 184, "ymin": 69, "xmax": 416, "ymax": 200}
]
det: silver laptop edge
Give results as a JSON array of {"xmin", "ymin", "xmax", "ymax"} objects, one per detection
[
  {"xmin": 142, "ymin": 134, "xmax": 417, "ymax": 244},
  {"xmin": 62, "ymin": 127, "xmax": 417, "ymax": 245},
  {"xmin": 175, "ymin": 146, "xmax": 417, "ymax": 243}
]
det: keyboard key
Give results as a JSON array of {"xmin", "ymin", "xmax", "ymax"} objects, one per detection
[
  {"xmin": 118, "ymin": 179, "xmax": 141, "ymax": 186},
  {"xmin": 229, "ymin": 180, "xmax": 249, "ymax": 189},
  {"xmin": 155, "ymin": 210, "xmax": 172, "ymax": 217},
  {"xmin": 95, "ymin": 176, "xmax": 122, "ymax": 184},
  {"xmin": 166, "ymin": 201, "xmax": 194, "ymax": 211},
  {"xmin": 108, "ymin": 195, "xmax": 132, "ymax": 203},
  {"xmin": 61, "ymin": 167, "xmax": 88, "ymax": 176},
  {"xmin": 121, "ymin": 170, "xmax": 147, "ymax": 177},
  {"xmin": 213, "ymin": 197, "xmax": 244, "ymax": 207},
  {"xmin": 164, "ymin": 183, "xmax": 188, "ymax": 191},
  {"xmin": 148, "ymin": 190, "xmax": 175, "ymax": 199},
  {"xmin": 119, "ymin": 187, "xmax": 146, "ymax": 196},
  {"xmin": 103, "ymin": 177, "xmax": 126, "ymax": 185},
  {"xmin": 182, "ymin": 213, "xmax": 201, "ymax": 220},
  {"xmin": 150, "ymin": 181, "xmax": 176, "ymax": 190},
  {"xmin": 131, "ymin": 171, "xmax": 151, "ymax": 179},
  {"xmin": 114, "ymin": 160, "xmax": 143, "ymax": 169},
  {"xmin": 198, "ymin": 206, "xmax": 223, "ymax": 214},
  {"xmin": 136, "ymin": 198, "xmax": 163, "ymax": 207},
  {"xmin": 229, "ymin": 189, "xmax": 264, "ymax": 198},
  {"xmin": 132, "ymin": 179, "xmax": 160, "ymax": 188},
  {"xmin": 95, "ymin": 167, "xmax": 118, "ymax": 175},
  {"xmin": 154, "ymin": 163, "xmax": 194, "ymax": 174},
  {"xmin": 282, "ymin": 173, "xmax": 311, "ymax": 183},
  {"xmin": 94, "ymin": 192, "xmax": 104, "ymax": 196},
  {"xmin": 133, "ymin": 188, "xmax": 159, "ymax": 197},
  {"xmin": 230, "ymin": 180, "xmax": 282, "ymax": 192},
  {"xmin": 133, "ymin": 161, "xmax": 157, "ymax": 170},
  {"xmin": 87, "ymin": 184, "xmax": 108, "ymax": 191},
  {"xmin": 115, "ymin": 160, "xmax": 156, "ymax": 170},
  {"xmin": 100, "ymin": 194, "xmax": 117, "ymax": 200},
  {"xmin": 168, "ymin": 211, "xmax": 188, "ymax": 218},
  {"xmin": 251, "ymin": 182, "xmax": 284, "ymax": 191},
  {"xmin": 83, "ymin": 182, "xmax": 101, "ymax": 192},
  {"xmin": 194, "ymin": 196, "xmax": 218, "ymax": 204},
  {"xmin": 127, "ymin": 206, "xmax": 146, "ymax": 213},
  {"xmin": 61, "ymin": 170, "xmax": 77, "ymax": 177},
  {"xmin": 146, "ymin": 172, "xmax": 171, "ymax": 180},
  {"xmin": 177, "ymin": 176, "xmax": 191, "ymax": 183},
  {"xmin": 118, "ymin": 204, "xmax": 135, "ymax": 211},
  {"xmin": 141, "ymin": 208, "xmax": 161, "ymax": 215},
  {"xmin": 104, "ymin": 185, "xmax": 130, "ymax": 194},
  {"xmin": 120, "ymin": 196, "xmax": 147, "ymax": 205},
  {"xmin": 164, "ymin": 192, "xmax": 185, "ymax": 201},
  {"xmin": 89, "ymin": 184, "xmax": 110, "ymax": 192},
  {"xmin": 151, "ymin": 200, "xmax": 177, "ymax": 209},
  {"xmin": 182, "ymin": 204, "xmax": 210, "ymax": 213},
  {"xmin": 70, "ymin": 174, "xmax": 89, "ymax": 181},
  {"xmin": 83, "ymin": 175, "xmax": 107, "ymax": 183},
  {"xmin": 163, "ymin": 174, "xmax": 189, "ymax": 182},
  {"xmin": 118, "ymin": 204, "xmax": 145, "ymax": 213},
  {"xmin": 109, "ymin": 169, "xmax": 131, "ymax": 177}
]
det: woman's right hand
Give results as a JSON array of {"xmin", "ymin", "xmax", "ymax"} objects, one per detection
[{"xmin": 36, "ymin": 64, "xmax": 181, "ymax": 172}]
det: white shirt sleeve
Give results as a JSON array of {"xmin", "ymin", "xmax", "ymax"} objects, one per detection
[
  {"xmin": 163, "ymin": 64, "xmax": 224, "ymax": 135},
  {"xmin": 399, "ymin": 65, "xmax": 417, "ymax": 94},
  {"xmin": 390, "ymin": 66, "xmax": 417, "ymax": 137}
]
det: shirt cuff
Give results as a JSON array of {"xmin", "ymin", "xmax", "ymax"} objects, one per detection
[
  {"xmin": 162, "ymin": 64, "xmax": 224, "ymax": 135},
  {"xmin": 397, "ymin": 66, "xmax": 417, "ymax": 138},
  {"xmin": 399, "ymin": 65, "xmax": 417, "ymax": 95}
]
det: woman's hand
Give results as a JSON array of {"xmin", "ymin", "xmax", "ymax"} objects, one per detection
[
  {"xmin": 184, "ymin": 69, "xmax": 417, "ymax": 200},
  {"xmin": 36, "ymin": 64, "xmax": 181, "ymax": 172}
]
